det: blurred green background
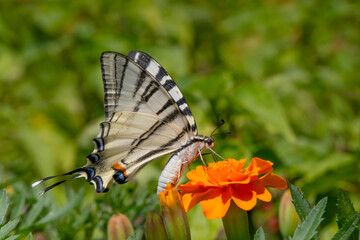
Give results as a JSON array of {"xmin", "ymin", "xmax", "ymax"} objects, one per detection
[{"xmin": 0, "ymin": 0, "xmax": 359, "ymax": 239}]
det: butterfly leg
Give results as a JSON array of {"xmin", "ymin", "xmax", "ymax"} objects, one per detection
[{"xmin": 198, "ymin": 148, "xmax": 208, "ymax": 167}]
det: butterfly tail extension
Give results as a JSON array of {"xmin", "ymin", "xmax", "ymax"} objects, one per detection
[
  {"xmin": 38, "ymin": 174, "xmax": 82, "ymax": 195},
  {"xmin": 31, "ymin": 167, "xmax": 107, "ymax": 195}
]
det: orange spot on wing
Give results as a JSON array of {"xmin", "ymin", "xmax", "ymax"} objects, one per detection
[{"xmin": 113, "ymin": 163, "xmax": 128, "ymax": 178}]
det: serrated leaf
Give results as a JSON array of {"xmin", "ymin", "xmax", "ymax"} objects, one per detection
[
  {"xmin": 254, "ymin": 227, "xmax": 265, "ymax": 240},
  {"xmin": 336, "ymin": 189, "xmax": 356, "ymax": 229},
  {"xmin": 35, "ymin": 189, "xmax": 83, "ymax": 225},
  {"xmin": 0, "ymin": 189, "xmax": 9, "ymax": 225},
  {"xmin": 26, "ymin": 232, "xmax": 33, "ymax": 240},
  {"xmin": 331, "ymin": 213, "xmax": 360, "ymax": 240},
  {"xmin": 236, "ymin": 83, "xmax": 295, "ymax": 141},
  {"xmin": 0, "ymin": 218, "xmax": 20, "ymax": 239},
  {"xmin": 289, "ymin": 184, "xmax": 311, "ymax": 222},
  {"xmin": 20, "ymin": 199, "xmax": 45, "ymax": 230},
  {"xmin": 292, "ymin": 197, "xmax": 327, "ymax": 240}
]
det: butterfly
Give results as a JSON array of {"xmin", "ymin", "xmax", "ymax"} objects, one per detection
[{"xmin": 32, "ymin": 51, "xmax": 215, "ymax": 194}]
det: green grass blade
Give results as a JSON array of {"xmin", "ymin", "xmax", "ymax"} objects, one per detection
[
  {"xmin": 254, "ymin": 227, "xmax": 266, "ymax": 240},
  {"xmin": 0, "ymin": 189, "xmax": 9, "ymax": 225},
  {"xmin": 35, "ymin": 189, "xmax": 83, "ymax": 225},
  {"xmin": 0, "ymin": 218, "xmax": 20, "ymax": 239},
  {"xmin": 5, "ymin": 235, "xmax": 20, "ymax": 240},
  {"xmin": 20, "ymin": 199, "xmax": 45, "ymax": 230},
  {"xmin": 26, "ymin": 233, "xmax": 33, "ymax": 240},
  {"xmin": 10, "ymin": 196, "xmax": 26, "ymax": 219},
  {"xmin": 292, "ymin": 197, "xmax": 327, "ymax": 240},
  {"xmin": 331, "ymin": 213, "xmax": 360, "ymax": 240}
]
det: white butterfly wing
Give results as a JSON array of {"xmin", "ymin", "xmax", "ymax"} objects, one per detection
[
  {"xmin": 33, "ymin": 51, "xmax": 204, "ymax": 194},
  {"xmin": 84, "ymin": 52, "xmax": 198, "ymax": 192}
]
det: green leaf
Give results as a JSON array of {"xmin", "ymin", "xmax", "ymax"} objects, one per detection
[
  {"xmin": 0, "ymin": 189, "xmax": 9, "ymax": 225},
  {"xmin": 127, "ymin": 235, "xmax": 137, "ymax": 240},
  {"xmin": 331, "ymin": 213, "xmax": 360, "ymax": 240},
  {"xmin": 289, "ymin": 184, "xmax": 311, "ymax": 222},
  {"xmin": 10, "ymin": 195, "xmax": 26, "ymax": 219},
  {"xmin": 35, "ymin": 189, "xmax": 83, "ymax": 225},
  {"xmin": 236, "ymin": 83, "xmax": 295, "ymax": 141},
  {"xmin": 5, "ymin": 235, "xmax": 20, "ymax": 240},
  {"xmin": 336, "ymin": 189, "xmax": 357, "ymax": 229},
  {"xmin": 26, "ymin": 233, "xmax": 33, "ymax": 240},
  {"xmin": 0, "ymin": 218, "xmax": 20, "ymax": 239},
  {"xmin": 20, "ymin": 199, "xmax": 45, "ymax": 230},
  {"xmin": 254, "ymin": 227, "xmax": 266, "ymax": 240},
  {"xmin": 292, "ymin": 197, "xmax": 327, "ymax": 240}
]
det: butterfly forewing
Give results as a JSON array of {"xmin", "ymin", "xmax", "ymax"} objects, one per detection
[{"xmin": 128, "ymin": 51, "xmax": 198, "ymax": 135}]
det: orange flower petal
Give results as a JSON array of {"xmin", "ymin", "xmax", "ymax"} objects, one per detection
[
  {"xmin": 177, "ymin": 158, "xmax": 287, "ymax": 219},
  {"xmin": 258, "ymin": 173, "xmax": 287, "ymax": 189},
  {"xmin": 230, "ymin": 185, "xmax": 257, "ymax": 211},
  {"xmin": 186, "ymin": 166, "xmax": 214, "ymax": 186},
  {"xmin": 181, "ymin": 188, "xmax": 220, "ymax": 212},
  {"xmin": 199, "ymin": 188, "xmax": 231, "ymax": 219},
  {"xmin": 246, "ymin": 158, "xmax": 273, "ymax": 175},
  {"xmin": 177, "ymin": 182, "xmax": 210, "ymax": 193},
  {"xmin": 251, "ymin": 183, "xmax": 272, "ymax": 202},
  {"xmin": 227, "ymin": 171, "xmax": 250, "ymax": 184}
]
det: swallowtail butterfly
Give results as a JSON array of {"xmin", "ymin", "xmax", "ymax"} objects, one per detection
[{"xmin": 32, "ymin": 51, "xmax": 215, "ymax": 194}]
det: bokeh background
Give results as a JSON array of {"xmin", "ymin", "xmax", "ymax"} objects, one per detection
[{"xmin": 1, "ymin": 0, "xmax": 359, "ymax": 239}]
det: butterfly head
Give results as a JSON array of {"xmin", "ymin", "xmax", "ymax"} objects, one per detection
[{"xmin": 204, "ymin": 136, "xmax": 215, "ymax": 149}]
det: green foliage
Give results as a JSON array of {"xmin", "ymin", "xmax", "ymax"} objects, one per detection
[
  {"xmin": 336, "ymin": 189, "xmax": 360, "ymax": 240},
  {"xmin": 290, "ymin": 184, "xmax": 360, "ymax": 240},
  {"xmin": 0, "ymin": 189, "xmax": 28, "ymax": 239},
  {"xmin": 331, "ymin": 213, "xmax": 360, "ymax": 240},
  {"xmin": 1, "ymin": 0, "xmax": 360, "ymax": 239},
  {"xmin": 253, "ymin": 227, "xmax": 265, "ymax": 240},
  {"xmin": 291, "ymin": 197, "xmax": 327, "ymax": 240},
  {"xmin": 289, "ymin": 184, "xmax": 312, "ymax": 223}
]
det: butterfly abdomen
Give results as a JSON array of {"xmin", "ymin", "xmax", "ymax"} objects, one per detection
[{"xmin": 157, "ymin": 137, "xmax": 213, "ymax": 193}]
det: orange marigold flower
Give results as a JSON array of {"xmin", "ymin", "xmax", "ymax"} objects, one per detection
[{"xmin": 177, "ymin": 158, "xmax": 287, "ymax": 219}]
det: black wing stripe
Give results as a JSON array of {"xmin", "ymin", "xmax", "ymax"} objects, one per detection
[
  {"xmin": 127, "ymin": 51, "xmax": 198, "ymax": 135},
  {"xmin": 176, "ymin": 97, "xmax": 186, "ymax": 105},
  {"xmin": 133, "ymin": 70, "xmax": 146, "ymax": 98},
  {"xmin": 163, "ymin": 79, "xmax": 176, "ymax": 92},
  {"xmin": 116, "ymin": 56, "xmax": 128, "ymax": 108},
  {"xmin": 156, "ymin": 99, "xmax": 174, "ymax": 115},
  {"xmin": 135, "ymin": 130, "xmax": 187, "ymax": 164},
  {"xmin": 133, "ymin": 81, "xmax": 159, "ymax": 112},
  {"xmin": 127, "ymin": 109, "xmax": 179, "ymax": 154}
]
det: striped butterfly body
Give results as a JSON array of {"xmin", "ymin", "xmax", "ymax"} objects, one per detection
[{"xmin": 33, "ymin": 51, "xmax": 214, "ymax": 194}]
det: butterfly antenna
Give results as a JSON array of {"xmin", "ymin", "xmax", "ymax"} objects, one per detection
[
  {"xmin": 38, "ymin": 174, "xmax": 82, "ymax": 195},
  {"xmin": 210, "ymin": 119, "xmax": 225, "ymax": 137}
]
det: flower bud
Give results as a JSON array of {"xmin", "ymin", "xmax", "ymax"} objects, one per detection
[
  {"xmin": 145, "ymin": 210, "xmax": 168, "ymax": 240},
  {"xmin": 159, "ymin": 184, "xmax": 191, "ymax": 240},
  {"xmin": 279, "ymin": 190, "xmax": 300, "ymax": 237},
  {"xmin": 107, "ymin": 213, "xmax": 134, "ymax": 240}
]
